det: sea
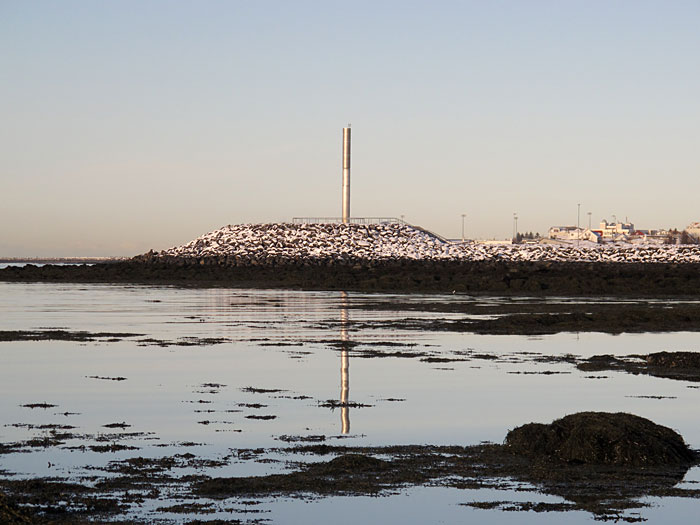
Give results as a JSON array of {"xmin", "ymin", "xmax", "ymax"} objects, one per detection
[{"xmin": 0, "ymin": 281, "xmax": 698, "ymax": 523}]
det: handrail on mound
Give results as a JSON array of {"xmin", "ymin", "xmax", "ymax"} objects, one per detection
[
  {"xmin": 410, "ymin": 225, "xmax": 449, "ymax": 244},
  {"xmin": 292, "ymin": 217, "xmax": 403, "ymax": 225}
]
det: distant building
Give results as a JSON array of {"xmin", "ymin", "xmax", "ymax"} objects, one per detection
[
  {"xmin": 684, "ymin": 222, "xmax": 700, "ymax": 242},
  {"xmin": 627, "ymin": 228, "xmax": 671, "ymax": 244},
  {"xmin": 548, "ymin": 226, "xmax": 600, "ymax": 242},
  {"xmin": 548, "ymin": 219, "xmax": 683, "ymax": 244},
  {"xmin": 599, "ymin": 220, "xmax": 634, "ymax": 239}
]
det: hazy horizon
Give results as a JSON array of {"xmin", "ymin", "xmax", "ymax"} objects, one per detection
[{"xmin": 2, "ymin": 1, "xmax": 699, "ymax": 257}]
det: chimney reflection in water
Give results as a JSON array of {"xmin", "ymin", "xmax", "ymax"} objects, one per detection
[{"xmin": 340, "ymin": 291, "xmax": 350, "ymax": 434}]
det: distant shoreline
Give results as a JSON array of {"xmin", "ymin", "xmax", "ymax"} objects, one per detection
[{"xmin": 0, "ymin": 257, "xmax": 126, "ymax": 264}]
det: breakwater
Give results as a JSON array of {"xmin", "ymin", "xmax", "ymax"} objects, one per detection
[
  {"xmin": 4, "ymin": 223, "xmax": 700, "ymax": 295},
  {"xmin": 3, "ymin": 258, "xmax": 700, "ymax": 296}
]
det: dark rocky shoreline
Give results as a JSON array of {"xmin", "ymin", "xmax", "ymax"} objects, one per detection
[{"xmin": 3, "ymin": 257, "xmax": 700, "ymax": 296}]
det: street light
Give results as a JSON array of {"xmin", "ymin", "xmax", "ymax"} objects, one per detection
[
  {"xmin": 587, "ymin": 211, "xmax": 592, "ymax": 230},
  {"xmin": 577, "ymin": 203, "xmax": 581, "ymax": 246},
  {"xmin": 513, "ymin": 213, "xmax": 518, "ymax": 243},
  {"xmin": 461, "ymin": 214, "xmax": 466, "ymax": 242}
]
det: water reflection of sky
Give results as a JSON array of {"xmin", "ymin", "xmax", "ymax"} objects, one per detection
[{"xmin": 1, "ymin": 282, "xmax": 699, "ymax": 522}]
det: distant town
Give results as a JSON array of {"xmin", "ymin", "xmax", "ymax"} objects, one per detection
[{"xmin": 506, "ymin": 219, "xmax": 700, "ymax": 246}]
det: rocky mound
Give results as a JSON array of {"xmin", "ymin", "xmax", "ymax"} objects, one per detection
[
  {"xmin": 505, "ymin": 412, "xmax": 694, "ymax": 466},
  {"xmin": 154, "ymin": 223, "xmax": 700, "ymax": 263},
  {"xmin": 158, "ymin": 223, "xmax": 448, "ymax": 261}
]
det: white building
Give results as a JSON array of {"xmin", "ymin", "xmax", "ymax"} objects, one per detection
[
  {"xmin": 598, "ymin": 220, "xmax": 634, "ymax": 239},
  {"xmin": 684, "ymin": 222, "xmax": 700, "ymax": 241},
  {"xmin": 548, "ymin": 226, "xmax": 600, "ymax": 242}
]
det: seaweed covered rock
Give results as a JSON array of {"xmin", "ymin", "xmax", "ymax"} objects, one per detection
[
  {"xmin": 314, "ymin": 454, "xmax": 389, "ymax": 475},
  {"xmin": 0, "ymin": 493, "xmax": 34, "ymax": 525},
  {"xmin": 647, "ymin": 351, "xmax": 700, "ymax": 369},
  {"xmin": 505, "ymin": 412, "xmax": 695, "ymax": 466},
  {"xmin": 197, "ymin": 454, "xmax": 393, "ymax": 498}
]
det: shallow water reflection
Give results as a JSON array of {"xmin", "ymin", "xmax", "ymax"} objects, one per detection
[{"xmin": 340, "ymin": 291, "xmax": 350, "ymax": 434}]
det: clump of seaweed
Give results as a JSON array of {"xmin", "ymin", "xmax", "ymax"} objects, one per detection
[
  {"xmin": 578, "ymin": 351, "xmax": 700, "ymax": 382},
  {"xmin": 505, "ymin": 411, "xmax": 695, "ymax": 466},
  {"xmin": 0, "ymin": 492, "xmax": 34, "ymax": 524}
]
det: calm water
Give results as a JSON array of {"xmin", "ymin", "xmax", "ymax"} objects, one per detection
[{"xmin": 1, "ymin": 282, "xmax": 698, "ymax": 523}]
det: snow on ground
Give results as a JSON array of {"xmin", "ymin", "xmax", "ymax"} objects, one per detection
[{"xmin": 158, "ymin": 223, "xmax": 700, "ymax": 263}]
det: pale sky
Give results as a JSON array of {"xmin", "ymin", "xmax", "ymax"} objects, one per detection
[{"xmin": 2, "ymin": 1, "xmax": 699, "ymax": 256}]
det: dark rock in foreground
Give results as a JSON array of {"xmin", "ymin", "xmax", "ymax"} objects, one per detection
[
  {"xmin": 505, "ymin": 412, "xmax": 695, "ymax": 466},
  {"xmin": 0, "ymin": 492, "xmax": 34, "ymax": 524}
]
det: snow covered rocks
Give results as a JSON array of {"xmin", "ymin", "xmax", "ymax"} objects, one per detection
[
  {"xmin": 157, "ymin": 223, "xmax": 449, "ymax": 262},
  {"xmin": 153, "ymin": 223, "xmax": 700, "ymax": 265}
]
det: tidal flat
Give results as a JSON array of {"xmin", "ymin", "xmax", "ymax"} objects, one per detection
[{"xmin": 1, "ymin": 282, "xmax": 699, "ymax": 524}]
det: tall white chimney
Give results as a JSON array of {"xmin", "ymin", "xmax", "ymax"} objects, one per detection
[{"xmin": 342, "ymin": 126, "xmax": 351, "ymax": 223}]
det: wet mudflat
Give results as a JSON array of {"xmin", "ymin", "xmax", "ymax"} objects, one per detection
[
  {"xmin": 1, "ymin": 282, "xmax": 700, "ymax": 524},
  {"xmin": 344, "ymin": 298, "xmax": 700, "ymax": 335}
]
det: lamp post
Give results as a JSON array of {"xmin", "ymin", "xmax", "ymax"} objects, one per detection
[
  {"xmin": 513, "ymin": 213, "xmax": 518, "ymax": 243},
  {"xmin": 577, "ymin": 203, "xmax": 581, "ymax": 246},
  {"xmin": 461, "ymin": 214, "xmax": 466, "ymax": 242},
  {"xmin": 587, "ymin": 211, "xmax": 592, "ymax": 230}
]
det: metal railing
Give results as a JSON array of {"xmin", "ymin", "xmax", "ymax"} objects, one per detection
[
  {"xmin": 410, "ymin": 224, "xmax": 449, "ymax": 244},
  {"xmin": 292, "ymin": 217, "xmax": 405, "ymax": 225}
]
